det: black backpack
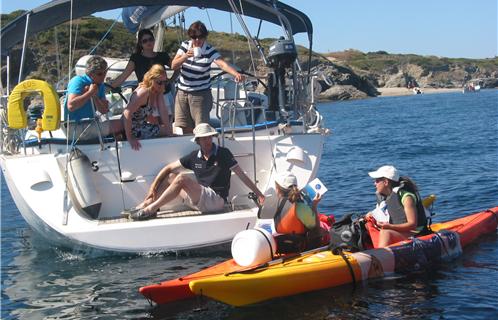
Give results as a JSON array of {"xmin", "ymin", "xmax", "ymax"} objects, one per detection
[{"xmin": 329, "ymin": 213, "xmax": 370, "ymax": 252}]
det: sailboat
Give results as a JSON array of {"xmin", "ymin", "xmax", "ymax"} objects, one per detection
[{"xmin": 0, "ymin": 0, "xmax": 328, "ymax": 253}]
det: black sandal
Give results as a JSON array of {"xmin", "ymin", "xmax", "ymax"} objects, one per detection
[
  {"xmin": 121, "ymin": 207, "xmax": 141, "ymax": 217},
  {"xmin": 130, "ymin": 208, "xmax": 158, "ymax": 221}
]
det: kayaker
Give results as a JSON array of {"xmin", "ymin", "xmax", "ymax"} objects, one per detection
[
  {"xmin": 129, "ymin": 123, "xmax": 265, "ymax": 220},
  {"xmin": 273, "ymin": 171, "xmax": 330, "ymax": 252},
  {"xmin": 367, "ymin": 165, "xmax": 428, "ymax": 247}
]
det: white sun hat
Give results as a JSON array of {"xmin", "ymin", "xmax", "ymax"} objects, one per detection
[
  {"xmin": 275, "ymin": 171, "xmax": 298, "ymax": 189},
  {"xmin": 368, "ymin": 165, "xmax": 400, "ymax": 182},
  {"xmin": 193, "ymin": 123, "xmax": 218, "ymax": 138}
]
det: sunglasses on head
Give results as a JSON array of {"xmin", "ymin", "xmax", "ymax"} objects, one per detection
[{"xmin": 141, "ymin": 37, "xmax": 155, "ymax": 44}]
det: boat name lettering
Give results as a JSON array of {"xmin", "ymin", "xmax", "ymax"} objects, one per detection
[{"xmin": 91, "ymin": 161, "xmax": 99, "ymax": 172}]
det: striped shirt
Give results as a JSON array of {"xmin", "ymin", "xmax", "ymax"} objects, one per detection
[{"xmin": 176, "ymin": 40, "xmax": 221, "ymax": 92}]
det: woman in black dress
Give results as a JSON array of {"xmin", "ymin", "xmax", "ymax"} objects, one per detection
[{"xmin": 111, "ymin": 29, "xmax": 175, "ymax": 118}]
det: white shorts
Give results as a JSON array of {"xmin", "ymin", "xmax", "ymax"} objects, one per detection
[
  {"xmin": 64, "ymin": 119, "xmax": 112, "ymax": 142},
  {"xmin": 184, "ymin": 186, "xmax": 225, "ymax": 213}
]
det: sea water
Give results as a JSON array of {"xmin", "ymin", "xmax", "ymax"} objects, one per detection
[{"xmin": 2, "ymin": 90, "xmax": 497, "ymax": 319}]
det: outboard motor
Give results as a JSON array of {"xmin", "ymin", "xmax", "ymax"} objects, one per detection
[
  {"xmin": 67, "ymin": 148, "xmax": 102, "ymax": 219},
  {"xmin": 266, "ymin": 38, "xmax": 297, "ymax": 117}
]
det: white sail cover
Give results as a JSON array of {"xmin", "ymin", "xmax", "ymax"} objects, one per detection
[{"xmin": 122, "ymin": 5, "xmax": 189, "ymax": 33}]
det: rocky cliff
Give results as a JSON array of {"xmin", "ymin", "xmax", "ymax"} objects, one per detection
[{"xmin": 327, "ymin": 50, "xmax": 498, "ymax": 90}]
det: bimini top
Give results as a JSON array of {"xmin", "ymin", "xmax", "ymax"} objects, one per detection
[{"xmin": 1, "ymin": 0, "xmax": 313, "ymax": 56}]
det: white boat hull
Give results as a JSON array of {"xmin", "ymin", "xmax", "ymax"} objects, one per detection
[{"xmin": 1, "ymin": 128, "xmax": 325, "ymax": 253}]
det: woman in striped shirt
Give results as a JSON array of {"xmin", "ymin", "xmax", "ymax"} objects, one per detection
[{"xmin": 171, "ymin": 21, "xmax": 243, "ymax": 134}]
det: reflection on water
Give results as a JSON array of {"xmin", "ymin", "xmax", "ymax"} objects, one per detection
[{"xmin": 2, "ymin": 90, "xmax": 498, "ymax": 319}]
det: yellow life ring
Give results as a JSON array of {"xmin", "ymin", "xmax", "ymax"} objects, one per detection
[{"xmin": 7, "ymin": 79, "xmax": 61, "ymax": 131}]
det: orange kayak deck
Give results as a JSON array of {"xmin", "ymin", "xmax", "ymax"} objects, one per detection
[
  {"xmin": 140, "ymin": 207, "xmax": 498, "ymax": 305},
  {"xmin": 139, "ymin": 258, "xmax": 239, "ymax": 304}
]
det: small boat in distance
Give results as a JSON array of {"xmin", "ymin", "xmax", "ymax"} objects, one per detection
[{"xmin": 462, "ymin": 82, "xmax": 481, "ymax": 93}]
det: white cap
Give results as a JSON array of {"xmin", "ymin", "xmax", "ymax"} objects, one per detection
[
  {"xmin": 275, "ymin": 171, "xmax": 298, "ymax": 189},
  {"xmin": 368, "ymin": 165, "xmax": 400, "ymax": 182},
  {"xmin": 193, "ymin": 123, "xmax": 218, "ymax": 138}
]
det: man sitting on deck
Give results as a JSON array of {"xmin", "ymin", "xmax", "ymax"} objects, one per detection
[{"xmin": 130, "ymin": 123, "xmax": 265, "ymax": 220}]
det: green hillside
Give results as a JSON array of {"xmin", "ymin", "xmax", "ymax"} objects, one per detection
[
  {"xmin": 1, "ymin": 11, "xmax": 271, "ymax": 85},
  {"xmin": 1, "ymin": 11, "xmax": 497, "ymax": 90}
]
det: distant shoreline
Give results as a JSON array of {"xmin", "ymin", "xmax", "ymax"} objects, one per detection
[{"xmin": 377, "ymin": 87, "xmax": 462, "ymax": 97}]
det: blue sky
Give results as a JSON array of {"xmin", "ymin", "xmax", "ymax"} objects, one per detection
[{"xmin": 2, "ymin": 0, "xmax": 497, "ymax": 58}]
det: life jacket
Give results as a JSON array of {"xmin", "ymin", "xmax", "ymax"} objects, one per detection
[
  {"xmin": 273, "ymin": 197, "xmax": 321, "ymax": 253},
  {"xmin": 376, "ymin": 181, "xmax": 427, "ymax": 229},
  {"xmin": 274, "ymin": 197, "xmax": 315, "ymax": 234}
]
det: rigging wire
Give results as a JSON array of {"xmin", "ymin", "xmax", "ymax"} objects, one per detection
[
  {"xmin": 64, "ymin": 0, "xmax": 75, "ymax": 226},
  {"xmin": 88, "ymin": 15, "xmax": 121, "ymax": 56},
  {"xmin": 71, "ymin": 22, "xmax": 80, "ymax": 66},
  {"xmin": 227, "ymin": 0, "xmax": 277, "ymax": 172},
  {"xmin": 54, "ymin": 26, "xmax": 61, "ymax": 80},
  {"xmin": 56, "ymin": 13, "xmax": 120, "ymax": 89},
  {"xmin": 237, "ymin": 0, "xmax": 257, "ymax": 75},
  {"xmin": 228, "ymin": 0, "xmax": 277, "ymax": 172},
  {"xmin": 204, "ymin": 9, "xmax": 214, "ymax": 31},
  {"xmin": 229, "ymin": 13, "xmax": 235, "ymax": 64},
  {"xmin": 68, "ymin": 0, "xmax": 74, "ymax": 84}
]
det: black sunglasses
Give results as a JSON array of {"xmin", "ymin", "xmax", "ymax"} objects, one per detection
[
  {"xmin": 191, "ymin": 36, "xmax": 203, "ymax": 40},
  {"xmin": 141, "ymin": 37, "xmax": 155, "ymax": 44},
  {"xmin": 155, "ymin": 79, "xmax": 167, "ymax": 85}
]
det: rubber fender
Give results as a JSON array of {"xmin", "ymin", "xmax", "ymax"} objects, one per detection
[{"xmin": 67, "ymin": 148, "xmax": 102, "ymax": 219}]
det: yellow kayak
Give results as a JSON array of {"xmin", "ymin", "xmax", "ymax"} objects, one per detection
[{"xmin": 189, "ymin": 206, "xmax": 498, "ymax": 306}]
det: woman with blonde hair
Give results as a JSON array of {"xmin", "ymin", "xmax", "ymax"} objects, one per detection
[
  {"xmin": 111, "ymin": 29, "xmax": 176, "ymax": 117},
  {"xmin": 123, "ymin": 64, "xmax": 172, "ymax": 150}
]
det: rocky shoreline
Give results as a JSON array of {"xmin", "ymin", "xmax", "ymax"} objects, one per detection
[
  {"xmin": 310, "ymin": 52, "xmax": 498, "ymax": 101},
  {"xmin": 377, "ymin": 87, "xmax": 463, "ymax": 97},
  {"xmin": 312, "ymin": 61, "xmax": 498, "ymax": 101}
]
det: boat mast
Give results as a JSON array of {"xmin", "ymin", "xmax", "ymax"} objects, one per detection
[
  {"xmin": 6, "ymin": 55, "xmax": 10, "ymax": 95},
  {"xmin": 67, "ymin": 0, "xmax": 75, "ymax": 85},
  {"xmin": 18, "ymin": 13, "xmax": 31, "ymax": 83}
]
